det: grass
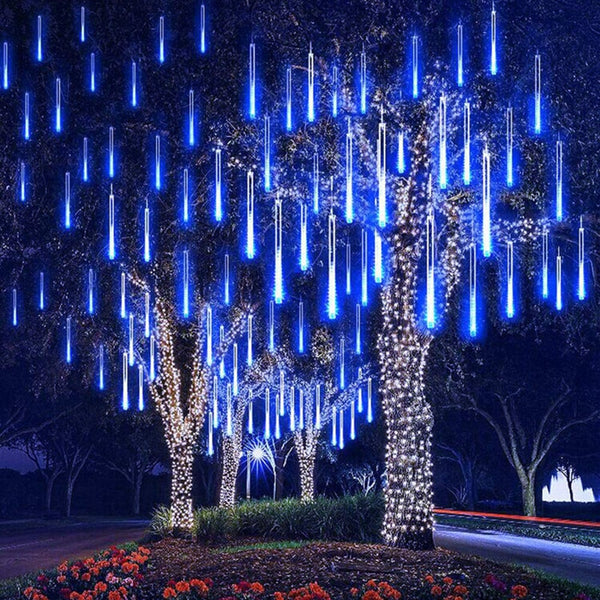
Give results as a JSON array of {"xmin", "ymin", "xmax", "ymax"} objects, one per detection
[
  {"xmin": 0, "ymin": 573, "xmax": 38, "ymax": 600},
  {"xmin": 216, "ymin": 540, "xmax": 310, "ymax": 554},
  {"xmin": 436, "ymin": 514, "xmax": 600, "ymax": 548},
  {"xmin": 515, "ymin": 564, "xmax": 600, "ymax": 598}
]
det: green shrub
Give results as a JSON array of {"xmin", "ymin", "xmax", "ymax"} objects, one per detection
[
  {"xmin": 148, "ymin": 493, "xmax": 385, "ymax": 543},
  {"xmin": 148, "ymin": 504, "xmax": 173, "ymax": 538}
]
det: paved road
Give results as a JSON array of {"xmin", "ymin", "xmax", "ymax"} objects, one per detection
[
  {"xmin": 435, "ymin": 524, "xmax": 600, "ymax": 587},
  {"xmin": 0, "ymin": 521, "xmax": 148, "ymax": 579}
]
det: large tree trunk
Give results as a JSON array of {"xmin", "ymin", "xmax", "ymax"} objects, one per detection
[
  {"xmin": 170, "ymin": 444, "xmax": 194, "ymax": 531},
  {"xmin": 218, "ymin": 436, "xmax": 241, "ymax": 508},
  {"xmin": 382, "ymin": 401, "xmax": 434, "ymax": 548},
  {"xmin": 520, "ymin": 471, "xmax": 537, "ymax": 516},
  {"xmin": 380, "ymin": 342, "xmax": 435, "ymax": 550}
]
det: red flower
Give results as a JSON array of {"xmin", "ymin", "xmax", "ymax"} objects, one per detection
[
  {"xmin": 431, "ymin": 586, "xmax": 443, "ymax": 597},
  {"xmin": 511, "ymin": 585, "xmax": 528, "ymax": 598},
  {"xmin": 176, "ymin": 581, "xmax": 191, "ymax": 593}
]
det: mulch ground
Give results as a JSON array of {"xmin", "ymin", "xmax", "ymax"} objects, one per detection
[{"xmin": 143, "ymin": 539, "xmax": 592, "ymax": 600}]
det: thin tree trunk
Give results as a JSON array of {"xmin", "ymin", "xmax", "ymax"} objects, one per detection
[
  {"xmin": 65, "ymin": 481, "xmax": 73, "ymax": 518},
  {"xmin": 45, "ymin": 472, "xmax": 59, "ymax": 513},
  {"xmin": 567, "ymin": 477, "xmax": 575, "ymax": 503},
  {"xmin": 275, "ymin": 453, "xmax": 285, "ymax": 500},
  {"xmin": 170, "ymin": 444, "xmax": 194, "ymax": 531},
  {"xmin": 133, "ymin": 472, "xmax": 142, "ymax": 515}
]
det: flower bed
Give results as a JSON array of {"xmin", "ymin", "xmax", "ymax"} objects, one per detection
[
  {"xmin": 21, "ymin": 546, "xmax": 150, "ymax": 600},
  {"xmin": 11, "ymin": 542, "xmax": 598, "ymax": 600}
]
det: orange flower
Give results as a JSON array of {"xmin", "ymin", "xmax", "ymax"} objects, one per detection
[
  {"xmin": 350, "ymin": 589, "xmax": 359, "ymax": 597},
  {"xmin": 81, "ymin": 573, "xmax": 91, "ymax": 582},
  {"xmin": 431, "ymin": 586, "xmax": 443, "ymax": 597},
  {"xmin": 511, "ymin": 585, "xmax": 528, "ymax": 598},
  {"xmin": 366, "ymin": 580, "xmax": 377, "ymax": 590},
  {"xmin": 176, "ymin": 581, "xmax": 191, "ymax": 593},
  {"xmin": 453, "ymin": 586, "xmax": 468, "ymax": 596},
  {"xmin": 274, "ymin": 592, "xmax": 286, "ymax": 600},
  {"xmin": 442, "ymin": 578, "xmax": 453, "ymax": 586},
  {"xmin": 108, "ymin": 592, "xmax": 122, "ymax": 600},
  {"xmin": 94, "ymin": 582, "xmax": 108, "ymax": 593},
  {"xmin": 162, "ymin": 588, "xmax": 176, "ymax": 599},
  {"xmin": 250, "ymin": 582, "xmax": 265, "ymax": 594},
  {"xmin": 363, "ymin": 590, "xmax": 382, "ymax": 600},
  {"xmin": 424, "ymin": 575, "xmax": 434, "ymax": 585}
]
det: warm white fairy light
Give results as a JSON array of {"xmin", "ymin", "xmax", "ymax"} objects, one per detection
[
  {"xmin": 147, "ymin": 295, "xmax": 245, "ymax": 529},
  {"xmin": 376, "ymin": 120, "xmax": 463, "ymax": 549}
]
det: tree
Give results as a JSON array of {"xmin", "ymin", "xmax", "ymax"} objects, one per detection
[
  {"xmin": 441, "ymin": 332, "xmax": 600, "ymax": 516},
  {"xmin": 19, "ymin": 433, "xmax": 64, "ymax": 513},
  {"xmin": 556, "ymin": 459, "xmax": 578, "ymax": 503},
  {"xmin": 96, "ymin": 410, "xmax": 166, "ymax": 515},
  {"xmin": 287, "ymin": 327, "xmax": 371, "ymax": 501}
]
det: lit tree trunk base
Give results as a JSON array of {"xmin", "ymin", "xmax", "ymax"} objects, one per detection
[
  {"xmin": 294, "ymin": 431, "xmax": 318, "ymax": 502},
  {"xmin": 381, "ymin": 395, "xmax": 435, "ymax": 550},
  {"xmin": 170, "ymin": 444, "xmax": 194, "ymax": 533},
  {"xmin": 298, "ymin": 448, "xmax": 316, "ymax": 502},
  {"xmin": 218, "ymin": 436, "xmax": 241, "ymax": 508}
]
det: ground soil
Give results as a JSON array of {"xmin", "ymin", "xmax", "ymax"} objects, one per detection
[{"xmin": 144, "ymin": 539, "xmax": 596, "ymax": 599}]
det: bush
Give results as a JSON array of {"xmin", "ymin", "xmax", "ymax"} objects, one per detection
[
  {"xmin": 148, "ymin": 494, "xmax": 385, "ymax": 543},
  {"xmin": 149, "ymin": 504, "xmax": 173, "ymax": 538}
]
